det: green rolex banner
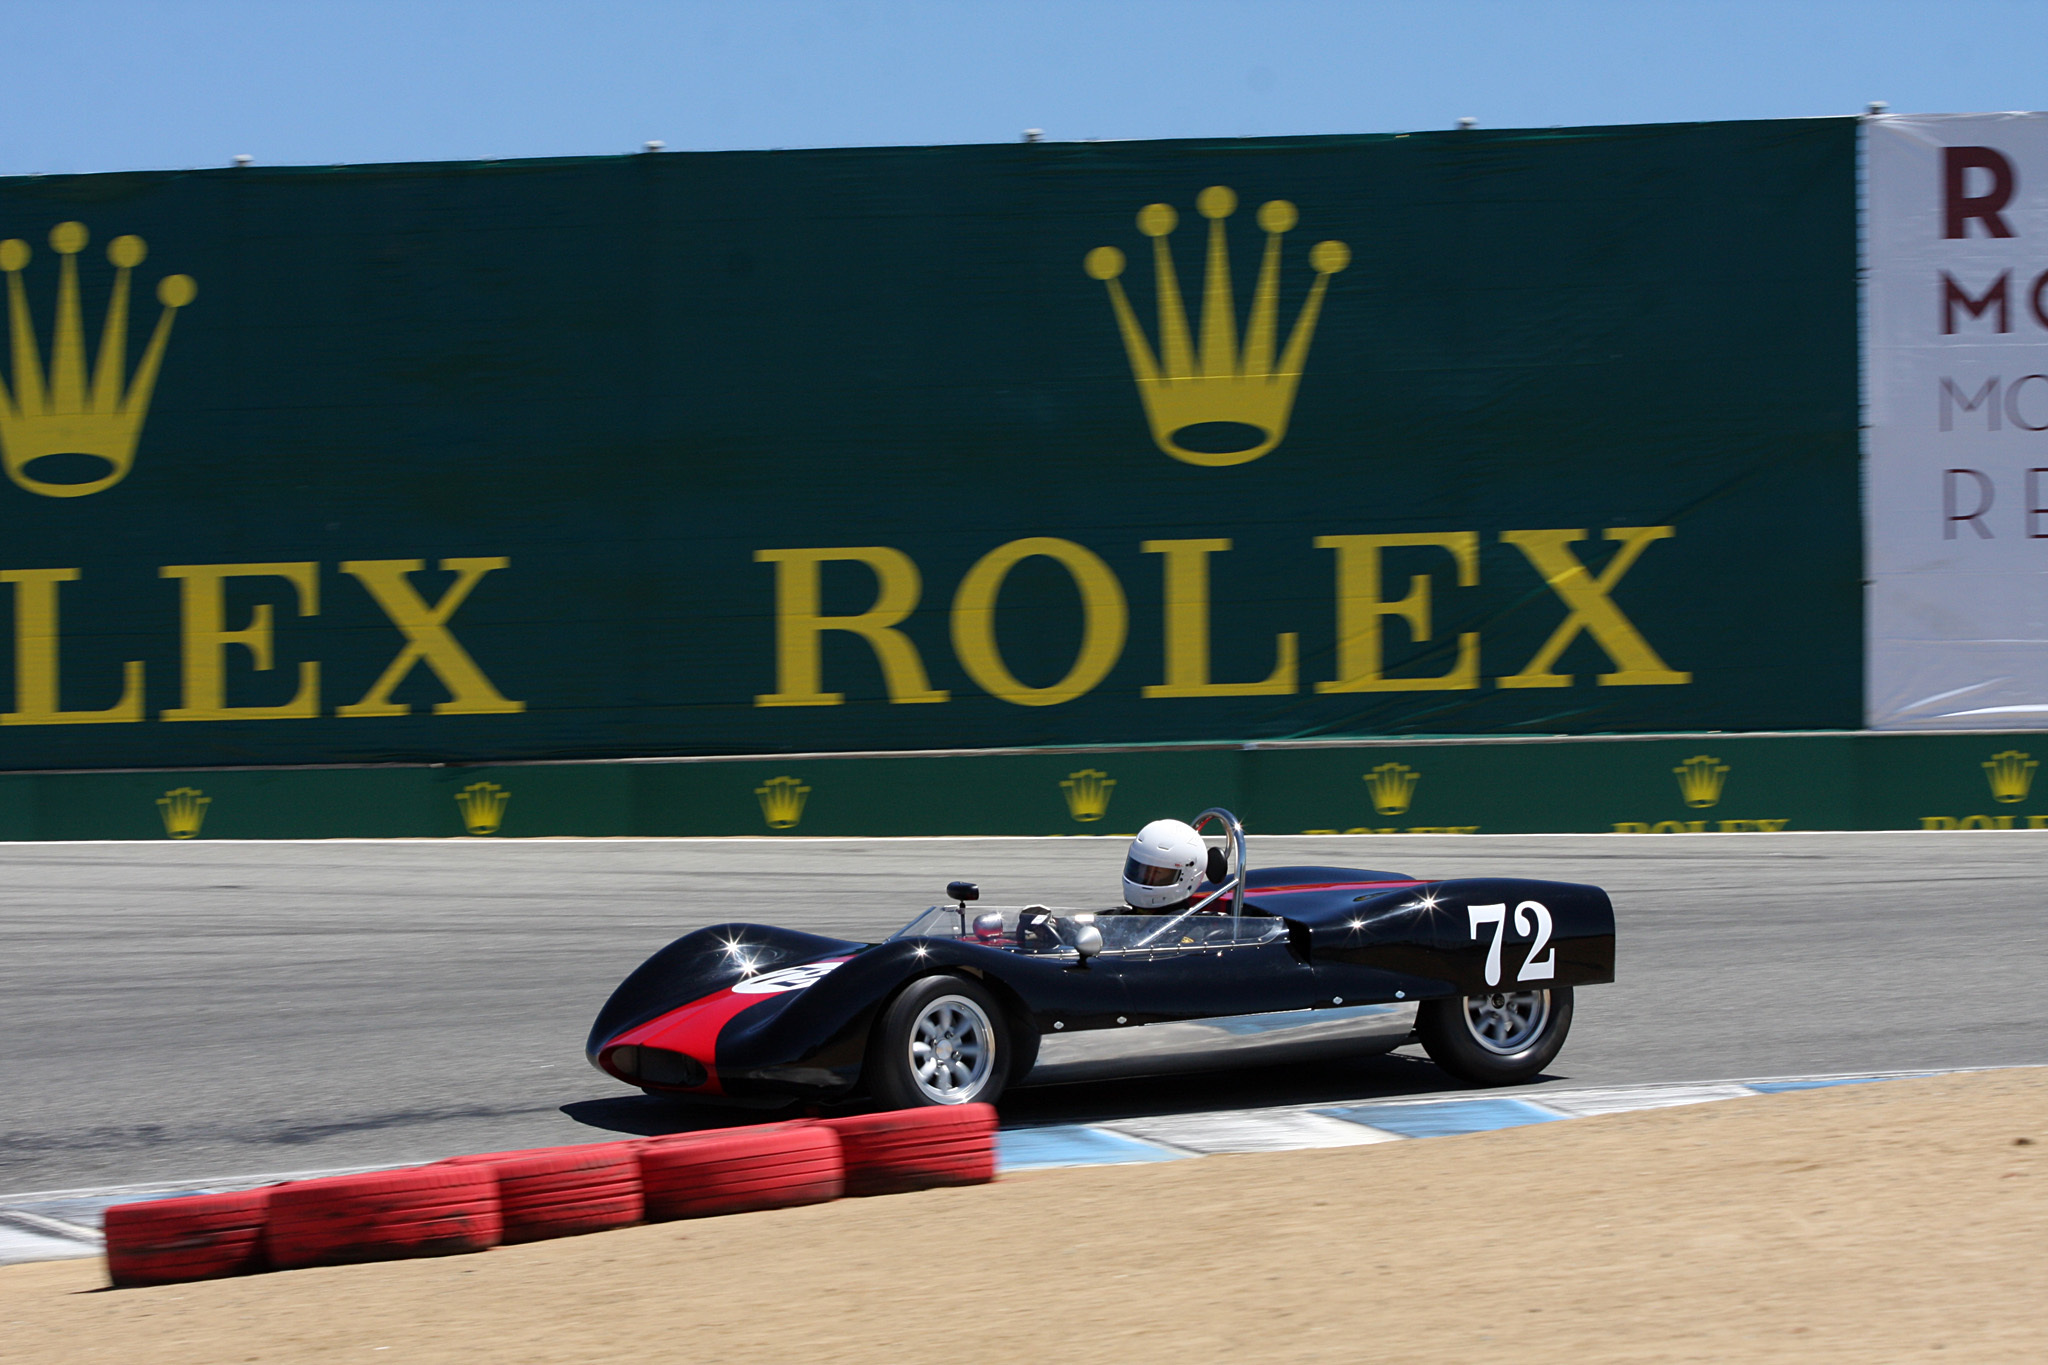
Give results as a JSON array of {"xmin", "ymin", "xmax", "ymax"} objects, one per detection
[{"xmin": 0, "ymin": 118, "xmax": 1858, "ymax": 771}]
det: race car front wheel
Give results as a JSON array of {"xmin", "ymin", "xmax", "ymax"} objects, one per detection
[
  {"xmin": 1416, "ymin": 986, "xmax": 1574, "ymax": 1087},
  {"xmin": 867, "ymin": 975, "xmax": 1012, "ymax": 1109}
]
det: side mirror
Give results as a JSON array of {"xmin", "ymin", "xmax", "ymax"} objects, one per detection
[
  {"xmin": 1072, "ymin": 923, "xmax": 1103, "ymax": 965},
  {"xmin": 1206, "ymin": 846, "xmax": 1229, "ymax": 884},
  {"xmin": 947, "ymin": 881, "xmax": 979, "ymax": 903}
]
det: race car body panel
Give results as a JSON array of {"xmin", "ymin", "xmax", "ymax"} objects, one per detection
[
  {"xmin": 589, "ymin": 923, "xmax": 1138, "ymax": 1103},
  {"xmin": 587, "ymin": 857, "xmax": 1615, "ymax": 1105},
  {"xmin": 1273, "ymin": 875, "xmax": 1616, "ymax": 1003}
]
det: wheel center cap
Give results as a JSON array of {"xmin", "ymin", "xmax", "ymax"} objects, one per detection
[{"xmin": 934, "ymin": 1039, "xmax": 957, "ymax": 1061}]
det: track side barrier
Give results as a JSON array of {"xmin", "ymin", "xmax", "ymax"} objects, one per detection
[
  {"xmin": 440, "ymin": 1142, "xmax": 644, "ymax": 1244},
  {"xmin": 98, "ymin": 1106, "xmax": 998, "ymax": 1288},
  {"xmin": 102, "ymin": 1188, "xmax": 270, "ymax": 1289},
  {"xmin": 824, "ymin": 1104, "xmax": 999, "ymax": 1196}
]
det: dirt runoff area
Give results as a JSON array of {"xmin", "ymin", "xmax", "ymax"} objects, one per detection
[{"xmin": 4, "ymin": 1069, "xmax": 2044, "ymax": 1365}]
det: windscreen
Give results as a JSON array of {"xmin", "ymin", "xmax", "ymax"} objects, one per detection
[{"xmin": 888, "ymin": 907, "xmax": 1283, "ymax": 953}]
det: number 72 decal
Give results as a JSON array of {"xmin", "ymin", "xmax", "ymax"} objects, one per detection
[{"xmin": 1467, "ymin": 902, "xmax": 1557, "ymax": 986}]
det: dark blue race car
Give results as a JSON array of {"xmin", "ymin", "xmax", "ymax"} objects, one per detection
[{"xmin": 588, "ymin": 809, "xmax": 1617, "ymax": 1108}]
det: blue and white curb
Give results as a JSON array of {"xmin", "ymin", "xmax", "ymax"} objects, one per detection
[
  {"xmin": 0, "ymin": 1070, "xmax": 1975, "ymax": 1267},
  {"xmin": 0, "ymin": 1209, "xmax": 103, "ymax": 1265},
  {"xmin": 993, "ymin": 1070, "xmax": 1945, "ymax": 1170}
]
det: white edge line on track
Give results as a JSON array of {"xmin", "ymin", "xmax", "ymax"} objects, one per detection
[
  {"xmin": 0, "ymin": 1210, "xmax": 104, "ymax": 1244},
  {"xmin": 0, "ymin": 1164, "xmax": 402, "ymax": 1209}
]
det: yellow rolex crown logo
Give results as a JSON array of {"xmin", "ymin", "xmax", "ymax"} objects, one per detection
[
  {"xmin": 1086, "ymin": 186, "xmax": 1347, "ymax": 467},
  {"xmin": 1060, "ymin": 768, "xmax": 1117, "ymax": 822},
  {"xmin": 756, "ymin": 776, "xmax": 811, "ymax": 830},
  {"xmin": 156, "ymin": 786, "xmax": 210, "ymax": 839},
  {"xmin": 1364, "ymin": 762, "xmax": 1420, "ymax": 816},
  {"xmin": 0, "ymin": 222, "xmax": 196, "ymax": 498},
  {"xmin": 1673, "ymin": 755, "xmax": 1729, "ymax": 809},
  {"xmin": 454, "ymin": 781, "xmax": 511, "ymax": 835},
  {"xmin": 1983, "ymin": 750, "xmax": 2037, "ymax": 804}
]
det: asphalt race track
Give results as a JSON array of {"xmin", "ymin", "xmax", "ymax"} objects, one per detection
[{"xmin": 4, "ymin": 832, "xmax": 2044, "ymax": 1194}]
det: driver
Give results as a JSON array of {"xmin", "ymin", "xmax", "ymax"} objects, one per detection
[{"xmin": 1121, "ymin": 818, "xmax": 1208, "ymax": 913}]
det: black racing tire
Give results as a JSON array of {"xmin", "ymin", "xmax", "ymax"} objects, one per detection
[
  {"xmin": 866, "ymin": 974, "xmax": 1013, "ymax": 1109},
  {"xmin": 1416, "ymin": 986, "xmax": 1574, "ymax": 1087}
]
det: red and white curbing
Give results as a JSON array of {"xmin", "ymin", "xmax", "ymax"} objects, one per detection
[{"xmin": 98, "ymin": 1104, "xmax": 995, "ymax": 1288}]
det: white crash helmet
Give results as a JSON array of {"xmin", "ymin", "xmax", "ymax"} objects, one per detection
[{"xmin": 1122, "ymin": 818, "xmax": 1207, "ymax": 909}]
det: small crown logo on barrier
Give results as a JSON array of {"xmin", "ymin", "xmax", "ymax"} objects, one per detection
[
  {"xmin": 1086, "ymin": 186, "xmax": 1348, "ymax": 467},
  {"xmin": 1984, "ymin": 750, "xmax": 2037, "ymax": 804},
  {"xmin": 0, "ymin": 222, "xmax": 196, "ymax": 498},
  {"xmin": 1060, "ymin": 768, "xmax": 1117, "ymax": 822},
  {"xmin": 1364, "ymin": 762, "xmax": 1420, "ymax": 816},
  {"xmin": 454, "ymin": 781, "xmax": 511, "ymax": 835},
  {"xmin": 1673, "ymin": 755, "xmax": 1729, "ymax": 809},
  {"xmin": 756, "ymin": 776, "xmax": 811, "ymax": 830},
  {"xmin": 156, "ymin": 787, "xmax": 210, "ymax": 839}
]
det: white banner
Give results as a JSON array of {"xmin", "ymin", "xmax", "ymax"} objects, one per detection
[{"xmin": 1867, "ymin": 112, "xmax": 2048, "ymax": 728}]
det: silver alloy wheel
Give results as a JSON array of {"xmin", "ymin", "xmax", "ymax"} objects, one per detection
[
  {"xmin": 907, "ymin": 993, "xmax": 997, "ymax": 1103},
  {"xmin": 1462, "ymin": 990, "xmax": 1551, "ymax": 1055}
]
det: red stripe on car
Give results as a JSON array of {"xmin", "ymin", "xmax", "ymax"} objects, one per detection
[
  {"xmin": 604, "ymin": 958, "xmax": 853, "ymax": 1097},
  {"xmin": 1249, "ymin": 880, "xmax": 1424, "ymax": 895},
  {"xmin": 605, "ymin": 991, "xmax": 758, "ymax": 1096}
]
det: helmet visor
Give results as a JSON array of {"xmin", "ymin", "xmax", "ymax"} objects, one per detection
[{"xmin": 1123, "ymin": 856, "xmax": 1184, "ymax": 888}]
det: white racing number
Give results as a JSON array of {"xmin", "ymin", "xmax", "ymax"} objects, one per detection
[
  {"xmin": 731, "ymin": 961, "xmax": 844, "ymax": 995},
  {"xmin": 1514, "ymin": 901, "xmax": 1556, "ymax": 981},
  {"xmin": 1467, "ymin": 902, "xmax": 1556, "ymax": 986}
]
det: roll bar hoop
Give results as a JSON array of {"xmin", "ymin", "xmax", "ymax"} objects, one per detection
[{"xmin": 1188, "ymin": 807, "xmax": 1247, "ymax": 919}]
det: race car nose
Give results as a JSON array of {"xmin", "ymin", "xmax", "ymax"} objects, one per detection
[{"xmin": 603, "ymin": 1043, "xmax": 708, "ymax": 1089}]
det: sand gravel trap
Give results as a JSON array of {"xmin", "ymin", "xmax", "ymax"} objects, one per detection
[{"xmin": 3, "ymin": 1068, "xmax": 2043, "ymax": 1364}]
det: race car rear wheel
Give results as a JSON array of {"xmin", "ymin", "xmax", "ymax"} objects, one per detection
[
  {"xmin": 867, "ymin": 975, "xmax": 1012, "ymax": 1109},
  {"xmin": 1416, "ymin": 986, "xmax": 1573, "ymax": 1086}
]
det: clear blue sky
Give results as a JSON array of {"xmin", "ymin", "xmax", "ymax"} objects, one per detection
[{"xmin": 1, "ymin": 0, "xmax": 2040, "ymax": 175}]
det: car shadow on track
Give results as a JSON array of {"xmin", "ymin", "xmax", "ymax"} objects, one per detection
[
  {"xmin": 996, "ymin": 1048, "xmax": 1464, "ymax": 1126},
  {"xmin": 558, "ymin": 1095, "xmax": 808, "ymax": 1138},
  {"xmin": 557, "ymin": 1047, "xmax": 1584, "ymax": 1139}
]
